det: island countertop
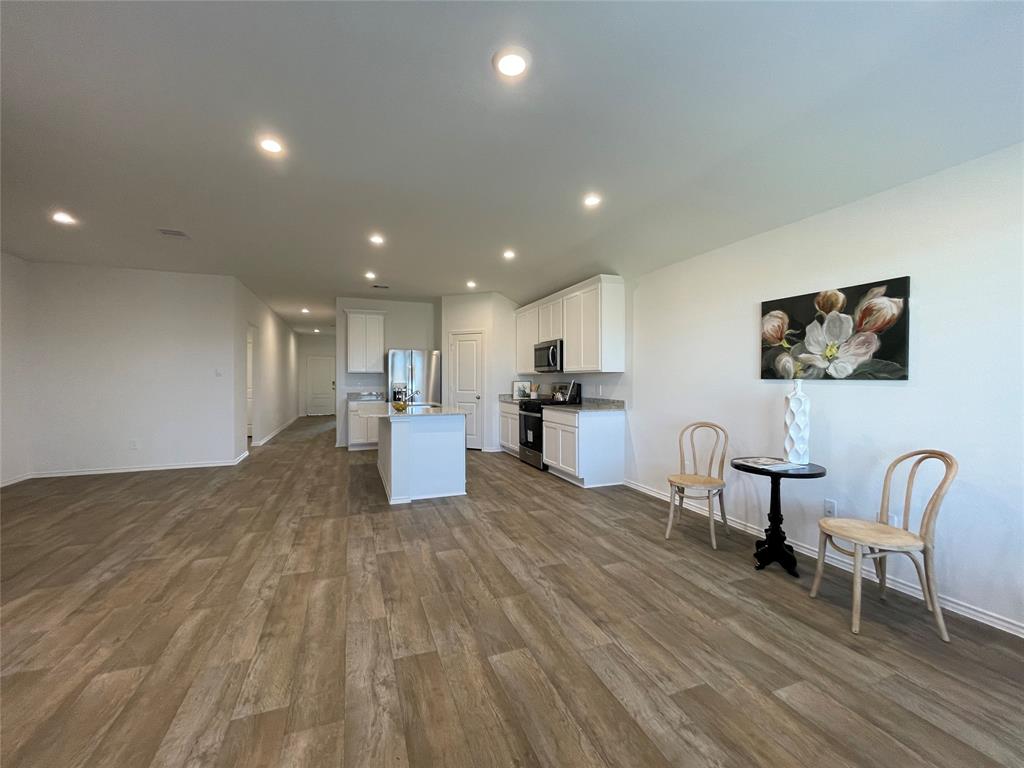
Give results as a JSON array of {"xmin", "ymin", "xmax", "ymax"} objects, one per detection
[{"xmin": 384, "ymin": 404, "xmax": 466, "ymax": 419}]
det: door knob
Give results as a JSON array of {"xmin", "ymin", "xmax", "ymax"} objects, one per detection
[{"xmin": 475, "ymin": 394, "xmax": 481, "ymax": 400}]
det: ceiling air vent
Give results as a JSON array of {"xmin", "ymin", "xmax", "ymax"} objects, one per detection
[
  {"xmin": 157, "ymin": 228, "xmax": 190, "ymax": 239},
  {"xmin": 372, "ymin": 284, "xmax": 390, "ymax": 290}
]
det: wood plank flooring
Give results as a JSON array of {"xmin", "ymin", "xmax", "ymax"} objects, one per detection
[{"xmin": 2, "ymin": 415, "xmax": 1022, "ymax": 768}]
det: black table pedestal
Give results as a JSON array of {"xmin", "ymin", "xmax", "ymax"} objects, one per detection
[{"xmin": 753, "ymin": 476, "xmax": 799, "ymax": 577}]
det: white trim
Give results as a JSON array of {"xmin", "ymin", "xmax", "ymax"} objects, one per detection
[
  {"xmin": 623, "ymin": 479, "xmax": 1024, "ymax": 639},
  {"xmin": 251, "ymin": 415, "xmax": 298, "ymax": 447},
  {"xmin": 2, "ymin": 451, "xmax": 250, "ymax": 485},
  {"xmin": 482, "ymin": 447, "xmax": 504, "ymax": 453},
  {"xmin": 347, "ymin": 443, "xmax": 377, "ymax": 452},
  {"xmin": 1, "ymin": 472, "xmax": 35, "ymax": 488}
]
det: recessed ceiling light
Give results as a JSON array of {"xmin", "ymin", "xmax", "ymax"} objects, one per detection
[
  {"xmin": 51, "ymin": 210, "xmax": 78, "ymax": 225},
  {"xmin": 259, "ymin": 136, "xmax": 284, "ymax": 154},
  {"xmin": 583, "ymin": 192, "xmax": 603, "ymax": 209},
  {"xmin": 313, "ymin": 328, "xmax": 321, "ymax": 333},
  {"xmin": 368, "ymin": 233, "xmax": 385, "ymax": 246},
  {"xmin": 503, "ymin": 249, "xmax": 516, "ymax": 260},
  {"xmin": 301, "ymin": 307, "xmax": 310, "ymax": 314},
  {"xmin": 493, "ymin": 46, "xmax": 531, "ymax": 79},
  {"xmin": 466, "ymin": 280, "xmax": 477, "ymax": 289},
  {"xmin": 365, "ymin": 271, "xmax": 376, "ymax": 279}
]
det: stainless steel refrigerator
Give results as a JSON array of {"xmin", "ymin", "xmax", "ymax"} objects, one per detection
[{"xmin": 387, "ymin": 349, "xmax": 442, "ymax": 404}]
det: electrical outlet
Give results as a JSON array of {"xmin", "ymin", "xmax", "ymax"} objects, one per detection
[
  {"xmin": 128, "ymin": 439, "xmax": 138, "ymax": 451},
  {"xmin": 824, "ymin": 498, "xmax": 837, "ymax": 517}
]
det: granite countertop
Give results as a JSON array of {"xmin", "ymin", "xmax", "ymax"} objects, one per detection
[
  {"xmin": 498, "ymin": 393, "xmax": 625, "ymax": 411},
  {"xmin": 347, "ymin": 392, "xmax": 386, "ymax": 402},
  {"xmin": 546, "ymin": 397, "xmax": 625, "ymax": 412},
  {"xmin": 386, "ymin": 404, "xmax": 465, "ymax": 418}
]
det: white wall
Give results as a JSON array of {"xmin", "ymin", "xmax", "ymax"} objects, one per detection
[
  {"xmin": 4, "ymin": 260, "xmax": 240, "ymax": 478},
  {"xmin": 1, "ymin": 259, "xmax": 298, "ymax": 482},
  {"xmin": 441, "ymin": 292, "xmax": 517, "ymax": 451},
  {"xmin": 626, "ymin": 145, "xmax": 1023, "ymax": 632},
  {"xmin": 297, "ymin": 333, "xmax": 337, "ymax": 416},
  {"xmin": 1, "ymin": 254, "xmax": 34, "ymax": 484},
  {"xmin": 234, "ymin": 281, "xmax": 299, "ymax": 452},
  {"xmin": 335, "ymin": 296, "xmax": 436, "ymax": 445}
]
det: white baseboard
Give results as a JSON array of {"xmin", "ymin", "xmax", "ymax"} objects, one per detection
[
  {"xmin": 0, "ymin": 472, "xmax": 35, "ymax": 488},
  {"xmin": 251, "ymin": 415, "xmax": 299, "ymax": 447},
  {"xmin": 2, "ymin": 451, "xmax": 250, "ymax": 486},
  {"xmin": 623, "ymin": 479, "xmax": 1024, "ymax": 639}
]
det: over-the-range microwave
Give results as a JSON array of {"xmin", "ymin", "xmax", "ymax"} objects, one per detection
[{"xmin": 534, "ymin": 339, "xmax": 563, "ymax": 372}]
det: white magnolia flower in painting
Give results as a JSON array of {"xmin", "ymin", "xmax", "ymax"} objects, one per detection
[{"xmin": 797, "ymin": 311, "xmax": 880, "ymax": 379}]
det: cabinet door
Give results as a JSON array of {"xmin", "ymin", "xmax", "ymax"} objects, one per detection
[
  {"xmin": 348, "ymin": 411, "xmax": 366, "ymax": 444},
  {"xmin": 538, "ymin": 303, "xmax": 551, "ymax": 342},
  {"xmin": 364, "ymin": 314, "xmax": 384, "ymax": 373},
  {"xmin": 542, "ymin": 423, "xmax": 560, "ymax": 466},
  {"xmin": 347, "ymin": 313, "xmax": 366, "ymax": 372},
  {"xmin": 559, "ymin": 426, "xmax": 578, "ymax": 474},
  {"xmin": 366, "ymin": 415, "xmax": 379, "ymax": 443},
  {"xmin": 579, "ymin": 286, "xmax": 600, "ymax": 371},
  {"xmin": 501, "ymin": 414, "xmax": 513, "ymax": 448},
  {"xmin": 516, "ymin": 308, "xmax": 539, "ymax": 374},
  {"xmin": 548, "ymin": 296, "xmax": 565, "ymax": 339},
  {"xmin": 562, "ymin": 292, "xmax": 582, "ymax": 372}
]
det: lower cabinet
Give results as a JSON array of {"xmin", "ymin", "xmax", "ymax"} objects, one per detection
[
  {"xmin": 542, "ymin": 408, "xmax": 624, "ymax": 488},
  {"xmin": 499, "ymin": 402, "xmax": 519, "ymax": 453},
  {"xmin": 348, "ymin": 401, "xmax": 385, "ymax": 449}
]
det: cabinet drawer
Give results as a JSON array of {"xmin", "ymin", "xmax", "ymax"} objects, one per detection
[
  {"xmin": 542, "ymin": 408, "xmax": 578, "ymax": 428},
  {"xmin": 499, "ymin": 401, "xmax": 519, "ymax": 417}
]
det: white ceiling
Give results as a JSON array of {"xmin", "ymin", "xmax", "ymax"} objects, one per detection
[{"xmin": 3, "ymin": 2, "xmax": 1021, "ymax": 332}]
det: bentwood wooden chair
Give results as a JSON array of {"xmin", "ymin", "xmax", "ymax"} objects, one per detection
[
  {"xmin": 810, "ymin": 449, "xmax": 958, "ymax": 641},
  {"xmin": 666, "ymin": 422, "xmax": 730, "ymax": 549}
]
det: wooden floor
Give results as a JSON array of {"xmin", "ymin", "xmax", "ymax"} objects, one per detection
[{"xmin": 2, "ymin": 416, "xmax": 1022, "ymax": 768}]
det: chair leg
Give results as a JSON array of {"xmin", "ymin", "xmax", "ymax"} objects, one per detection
[
  {"xmin": 810, "ymin": 530, "xmax": 827, "ymax": 598},
  {"xmin": 871, "ymin": 548, "xmax": 888, "ymax": 601},
  {"xmin": 664, "ymin": 486, "xmax": 677, "ymax": 540},
  {"xmin": 851, "ymin": 544, "xmax": 863, "ymax": 635},
  {"xmin": 706, "ymin": 493, "xmax": 717, "ymax": 550},
  {"xmin": 908, "ymin": 553, "xmax": 933, "ymax": 612},
  {"xmin": 924, "ymin": 547, "xmax": 950, "ymax": 642},
  {"xmin": 718, "ymin": 490, "xmax": 730, "ymax": 535}
]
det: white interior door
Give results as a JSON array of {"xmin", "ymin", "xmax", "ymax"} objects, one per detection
[
  {"xmin": 306, "ymin": 356, "xmax": 336, "ymax": 415},
  {"xmin": 450, "ymin": 331, "xmax": 483, "ymax": 450}
]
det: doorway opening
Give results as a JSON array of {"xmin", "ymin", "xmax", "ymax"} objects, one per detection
[{"xmin": 246, "ymin": 325, "xmax": 257, "ymax": 444}]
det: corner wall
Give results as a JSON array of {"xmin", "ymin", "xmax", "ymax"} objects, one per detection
[
  {"xmin": 625, "ymin": 145, "xmax": 1024, "ymax": 632},
  {"xmin": 1, "ymin": 254, "xmax": 34, "ymax": 484}
]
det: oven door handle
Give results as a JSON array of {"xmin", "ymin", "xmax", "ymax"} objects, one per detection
[{"xmin": 520, "ymin": 412, "xmax": 542, "ymax": 419}]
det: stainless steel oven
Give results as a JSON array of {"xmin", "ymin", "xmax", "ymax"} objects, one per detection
[
  {"xmin": 533, "ymin": 339, "xmax": 563, "ymax": 373},
  {"xmin": 518, "ymin": 402, "xmax": 545, "ymax": 470}
]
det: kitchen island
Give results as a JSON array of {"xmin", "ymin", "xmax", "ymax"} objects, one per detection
[{"xmin": 376, "ymin": 405, "xmax": 467, "ymax": 505}]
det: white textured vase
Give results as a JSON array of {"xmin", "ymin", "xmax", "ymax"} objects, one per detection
[{"xmin": 784, "ymin": 380, "xmax": 811, "ymax": 465}]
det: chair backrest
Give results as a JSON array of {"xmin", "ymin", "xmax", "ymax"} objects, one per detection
[
  {"xmin": 877, "ymin": 449, "xmax": 958, "ymax": 545},
  {"xmin": 678, "ymin": 422, "xmax": 729, "ymax": 480}
]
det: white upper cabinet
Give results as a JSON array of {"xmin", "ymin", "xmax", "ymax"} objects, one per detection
[
  {"xmin": 346, "ymin": 310, "xmax": 385, "ymax": 373},
  {"xmin": 515, "ymin": 306, "xmax": 539, "ymax": 374},
  {"xmin": 537, "ymin": 297, "xmax": 563, "ymax": 342},
  {"xmin": 516, "ymin": 275, "xmax": 624, "ymax": 374}
]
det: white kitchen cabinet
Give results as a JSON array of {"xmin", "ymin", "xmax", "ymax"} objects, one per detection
[
  {"xmin": 562, "ymin": 292, "xmax": 581, "ymax": 371},
  {"xmin": 348, "ymin": 409, "xmax": 367, "ymax": 445},
  {"xmin": 542, "ymin": 423, "xmax": 560, "ymax": 467},
  {"xmin": 499, "ymin": 401, "xmax": 519, "ymax": 453},
  {"xmin": 537, "ymin": 297, "xmax": 563, "ymax": 342},
  {"xmin": 515, "ymin": 306, "xmax": 539, "ymax": 374},
  {"xmin": 348, "ymin": 400, "xmax": 386, "ymax": 449},
  {"xmin": 514, "ymin": 275, "xmax": 623, "ymax": 375},
  {"xmin": 345, "ymin": 310, "xmax": 385, "ymax": 373},
  {"xmin": 542, "ymin": 407, "xmax": 624, "ymax": 487}
]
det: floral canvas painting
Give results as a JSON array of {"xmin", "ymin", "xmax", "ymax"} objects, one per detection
[{"xmin": 761, "ymin": 277, "xmax": 909, "ymax": 380}]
